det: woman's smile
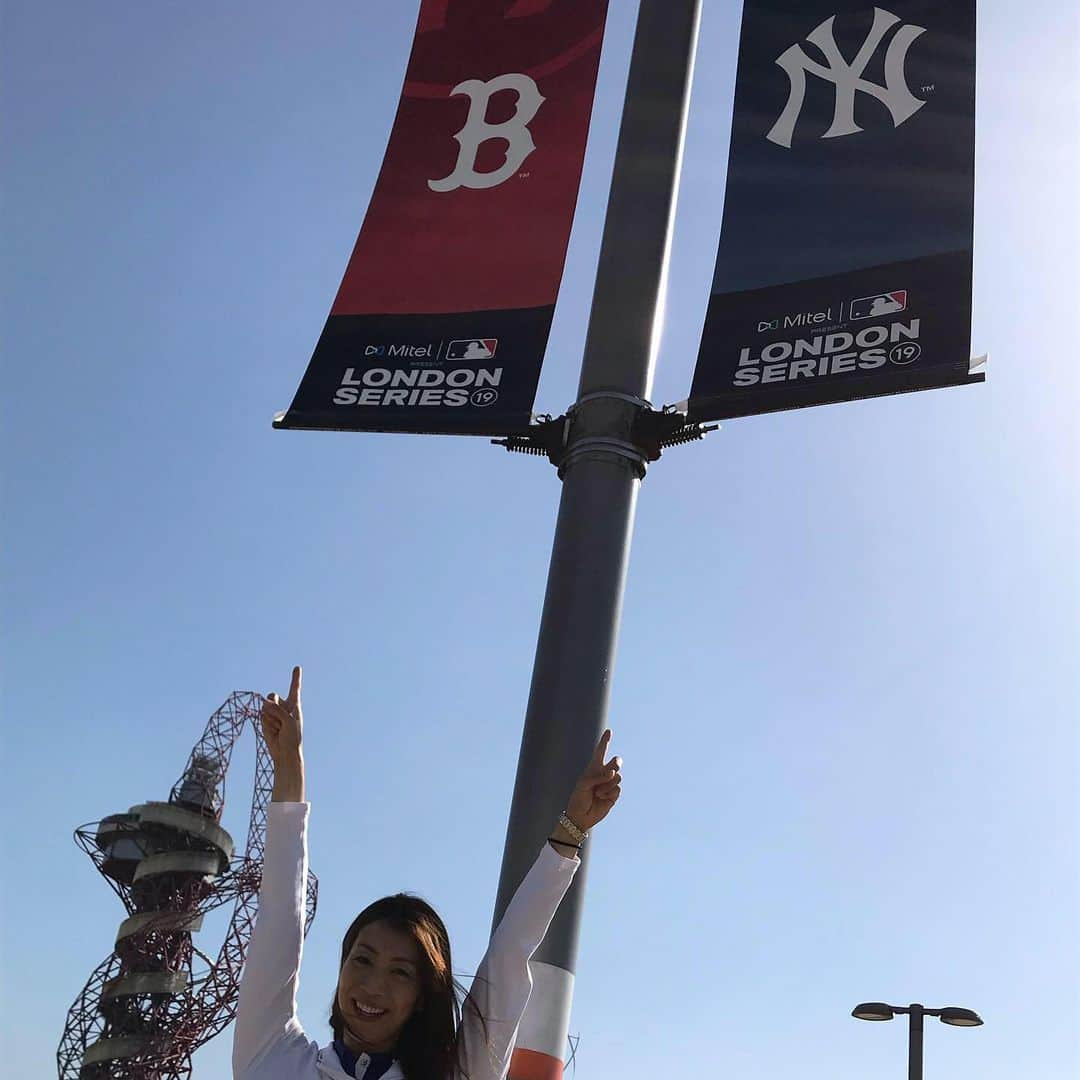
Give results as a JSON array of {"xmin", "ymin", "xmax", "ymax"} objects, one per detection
[{"xmin": 350, "ymin": 998, "xmax": 389, "ymax": 1020}]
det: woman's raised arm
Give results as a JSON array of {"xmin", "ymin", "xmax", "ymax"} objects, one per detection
[
  {"xmin": 232, "ymin": 667, "xmax": 312, "ymax": 1077},
  {"xmin": 458, "ymin": 731, "xmax": 622, "ymax": 1080}
]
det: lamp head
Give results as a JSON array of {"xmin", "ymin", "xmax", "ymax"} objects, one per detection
[
  {"xmin": 852, "ymin": 1003, "xmax": 895, "ymax": 1021},
  {"xmin": 939, "ymin": 1007, "xmax": 983, "ymax": 1027}
]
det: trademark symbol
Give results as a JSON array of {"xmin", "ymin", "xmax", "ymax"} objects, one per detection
[
  {"xmin": 518, "ymin": 171, "xmax": 531, "ymax": 179},
  {"xmin": 921, "ymin": 84, "xmax": 935, "ymax": 94}
]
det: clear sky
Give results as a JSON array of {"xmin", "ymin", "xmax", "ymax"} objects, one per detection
[{"xmin": 3, "ymin": 2, "xmax": 1077, "ymax": 1078}]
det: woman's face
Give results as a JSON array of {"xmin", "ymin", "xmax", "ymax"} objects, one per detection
[{"xmin": 336, "ymin": 920, "xmax": 424, "ymax": 1053}]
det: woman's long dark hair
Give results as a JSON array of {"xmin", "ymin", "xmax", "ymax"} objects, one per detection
[{"xmin": 330, "ymin": 894, "xmax": 485, "ymax": 1080}]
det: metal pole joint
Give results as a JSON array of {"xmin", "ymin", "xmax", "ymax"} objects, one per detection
[
  {"xmin": 491, "ymin": 398, "xmax": 715, "ymax": 476},
  {"xmin": 561, "ymin": 393, "xmax": 649, "ymax": 478}
]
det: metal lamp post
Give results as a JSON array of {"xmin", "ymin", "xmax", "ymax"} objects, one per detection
[
  {"xmin": 490, "ymin": 1, "xmax": 704, "ymax": 1077},
  {"xmin": 852, "ymin": 1001, "xmax": 983, "ymax": 1080}
]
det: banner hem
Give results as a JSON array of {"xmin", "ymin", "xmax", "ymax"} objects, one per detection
[{"xmin": 687, "ymin": 371, "xmax": 985, "ymax": 423}]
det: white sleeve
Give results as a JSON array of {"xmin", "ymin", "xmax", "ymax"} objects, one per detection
[
  {"xmin": 457, "ymin": 845, "xmax": 578, "ymax": 1080},
  {"xmin": 232, "ymin": 801, "xmax": 311, "ymax": 1076}
]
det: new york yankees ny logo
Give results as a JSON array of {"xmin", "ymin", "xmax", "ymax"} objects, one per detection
[
  {"xmin": 767, "ymin": 7, "xmax": 927, "ymax": 149},
  {"xmin": 429, "ymin": 73, "xmax": 544, "ymax": 192}
]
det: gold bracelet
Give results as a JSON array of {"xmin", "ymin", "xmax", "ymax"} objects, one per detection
[{"xmin": 559, "ymin": 811, "xmax": 588, "ymax": 843}]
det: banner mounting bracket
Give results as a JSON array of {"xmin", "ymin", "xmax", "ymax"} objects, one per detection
[{"xmin": 491, "ymin": 406, "xmax": 718, "ymax": 470}]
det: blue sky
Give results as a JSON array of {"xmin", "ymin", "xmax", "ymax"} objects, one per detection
[{"xmin": 3, "ymin": 2, "xmax": 1077, "ymax": 1078}]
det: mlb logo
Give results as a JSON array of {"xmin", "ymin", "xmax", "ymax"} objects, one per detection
[
  {"xmin": 446, "ymin": 338, "xmax": 498, "ymax": 361},
  {"xmin": 849, "ymin": 291, "xmax": 907, "ymax": 321}
]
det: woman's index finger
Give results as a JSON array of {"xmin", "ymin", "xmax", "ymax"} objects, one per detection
[
  {"xmin": 288, "ymin": 665, "xmax": 302, "ymax": 704},
  {"xmin": 590, "ymin": 729, "xmax": 612, "ymax": 768}
]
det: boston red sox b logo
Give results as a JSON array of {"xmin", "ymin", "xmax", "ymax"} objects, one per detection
[{"xmin": 429, "ymin": 73, "xmax": 545, "ymax": 192}]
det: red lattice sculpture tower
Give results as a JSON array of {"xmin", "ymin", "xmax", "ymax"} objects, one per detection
[{"xmin": 58, "ymin": 691, "xmax": 318, "ymax": 1079}]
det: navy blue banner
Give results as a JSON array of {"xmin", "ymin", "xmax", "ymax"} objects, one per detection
[{"xmin": 689, "ymin": 1, "xmax": 980, "ymax": 421}]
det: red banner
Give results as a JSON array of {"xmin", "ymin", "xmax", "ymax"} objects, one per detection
[{"xmin": 278, "ymin": 0, "xmax": 611, "ymax": 436}]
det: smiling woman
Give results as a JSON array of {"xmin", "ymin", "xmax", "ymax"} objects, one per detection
[
  {"xmin": 329, "ymin": 895, "xmax": 455, "ymax": 1079},
  {"xmin": 231, "ymin": 667, "xmax": 623, "ymax": 1080},
  {"xmin": 336, "ymin": 916, "xmax": 427, "ymax": 1044}
]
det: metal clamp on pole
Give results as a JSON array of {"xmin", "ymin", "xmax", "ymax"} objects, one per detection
[
  {"xmin": 555, "ymin": 390, "xmax": 651, "ymax": 478},
  {"xmin": 491, "ymin": 400, "xmax": 718, "ymax": 472},
  {"xmin": 574, "ymin": 390, "xmax": 653, "ymax": 411},
  {"xmin": 556, "ymin": 435, "xmax": 649, "ymax": 479}
]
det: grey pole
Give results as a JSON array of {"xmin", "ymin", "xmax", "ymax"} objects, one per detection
[
  {"xmin": 908, "ymin": 1005, "xmax": 925, "ymax": 1080},
  {"xmin": 491, "ymin": 1, "xmax": 702, "ymax": 1075}
]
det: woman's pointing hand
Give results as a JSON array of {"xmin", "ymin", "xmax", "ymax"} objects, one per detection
[
  {"xmin": 565, "ymin": 729, "xmax": 622, "ymax": 833},
  {"xmin": 263, "ymin": 666, "xmax": 305, "ymax": 802}
]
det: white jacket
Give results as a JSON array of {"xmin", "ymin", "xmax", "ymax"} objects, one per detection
[{"xmin": 232, "ymin": 803, "xmax": 578, "ymax": 1080}]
